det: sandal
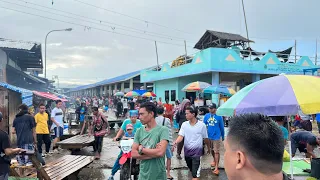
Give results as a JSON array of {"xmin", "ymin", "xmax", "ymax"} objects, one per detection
[
  {"xmin": 213, "ymin": 169, "xmax": 219, "ymax": 175},
  {"xmin": 167, "ymin": 177, "xmax": 174, "ymax": 180},
  {"xmin": 210, "ymin": 162, "xmax": 216, "ymax": 167}
]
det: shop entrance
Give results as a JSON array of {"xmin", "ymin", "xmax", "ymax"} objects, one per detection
[{"xmin": 185, "ymin": 92, "xmax": 196, "ymax": 104}]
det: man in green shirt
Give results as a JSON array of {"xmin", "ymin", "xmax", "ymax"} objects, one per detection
[{"xmin": 132, "ymin": 102, "xmax": 169, "ymax": 180}]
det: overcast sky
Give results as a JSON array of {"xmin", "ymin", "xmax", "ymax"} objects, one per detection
[{"xmin": 1, "ymin": 0, "xmax": 320, "ymax": 88}]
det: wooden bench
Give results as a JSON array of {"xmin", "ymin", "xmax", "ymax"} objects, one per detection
[
  {"xmin": 60, "ymin": 129, "xmax": 80, "ymax": 141},
  {"xmin": 11, "ymin": 154, "xmax": 94, "ymax": 180},
  {"xmin": 56, "ymin": 135, "xmax": 94, "ymax": 153}
]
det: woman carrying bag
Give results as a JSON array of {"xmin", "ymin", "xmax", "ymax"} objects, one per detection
[{"xmin": 89, "ymin": 107, "xmax": 110, "ymax": 159}]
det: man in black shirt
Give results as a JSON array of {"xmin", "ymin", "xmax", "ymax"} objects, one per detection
[
  {"xmin": 291, "ymin": 131, "xmax": 320, "ymax": 158},
  {"xmin": 0, "ymin": 112, "xmax": 24, "ymax": 180}
]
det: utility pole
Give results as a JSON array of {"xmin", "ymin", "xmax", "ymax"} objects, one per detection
[
  {"xmin": 294, "ymin": 40, "xmax": 297, "ymax": 63},
  {"xmin": 241, "ymin": 0, "xmax": 251, "ymax": 60},
  {"xmin": 154, "ymin": 41, "xmax": 159, "ymax": 71},
  {"xmin": 316, "ymin": 39, "xmax": 318, "ymax": 65}
]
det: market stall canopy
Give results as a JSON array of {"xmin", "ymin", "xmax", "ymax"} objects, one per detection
[
  {"xmin": 0, "ymin": 82, "xmax": 33, "ymax": 106},
  {"xmin": 194, "ymin": 30, "xmax": 254, "ymax": 50},
  {"xmin": 33, "ymin": 91, "xmax": 68, "ymax": 102}
]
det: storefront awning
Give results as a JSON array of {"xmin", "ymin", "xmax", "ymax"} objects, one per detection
[
  {"xmin": 0, "ymin": 82, "xmax": 33, "ymax": 106},
  {"xmin": 33, "ymin": 91, "xmax": 68, "ymax": 102}
]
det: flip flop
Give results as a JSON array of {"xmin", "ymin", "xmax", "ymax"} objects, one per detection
[
  {"xmin": 167, "ymin": 177, "xmax": 174, "ymax": 180},
  {"xmin": 210, "ymin": 162, "xmax": 216, "ymax": 167},
  {"xmin": 213, "ymin": 169, "xmax": 219, "ymax": 175}
]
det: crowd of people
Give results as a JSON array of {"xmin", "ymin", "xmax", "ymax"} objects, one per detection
[{"xmin": 1, "ymin": 93, "xmax": 320, "ymax": 180}]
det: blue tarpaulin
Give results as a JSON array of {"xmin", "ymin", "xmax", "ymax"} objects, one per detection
[
  {"xmin": 133, "ymin": 90, "xmax": 147, "ymax": 95},
  {"xmin": 0, "ymin": 82, "xmax": 33, "ymax": 106}
]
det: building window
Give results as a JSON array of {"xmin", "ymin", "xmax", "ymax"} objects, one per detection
[
  {"xmin": 165, "ymin": 90, "xmax": 169, "ymax": 101},
  {"xmin": 171, "ymin": 90, "xmax": 176, "ymax": 101}
]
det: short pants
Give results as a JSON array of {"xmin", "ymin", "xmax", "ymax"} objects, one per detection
[
  {"xmin": 166, "ymin": 145, "xmax": 172, "ymax": 159},
  {"xmin": 209, "ymin": 140, "xmax": 221, "ymax": 153},
  {"xmin": 185, "ymin": 156, "xmax": 201, "ymax": 178},
  {"xmin": 54, "ymin": 127, "xmax": 64, "ymax": 138},
  {"xmin": 16, "ymin": 144, "xmax": 34, "ymax": 166}
]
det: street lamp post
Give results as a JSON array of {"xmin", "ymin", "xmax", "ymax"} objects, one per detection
[{"xmin": 44, "ymin": 28, "xmax": 72, "ymax": 78}]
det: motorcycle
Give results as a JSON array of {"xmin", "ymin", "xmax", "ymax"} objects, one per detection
[{"xmin": 116, "ymin": 138, "xmax": 140, "ymax": 180}]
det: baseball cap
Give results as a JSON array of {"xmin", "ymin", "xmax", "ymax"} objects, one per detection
[
  {"xmin": 126, "ymin": 124, "xmax": 133, "ymax": 130},
  {"xmin": 209, "ymin": 103, "xmax": 217, "ymax": 109}
]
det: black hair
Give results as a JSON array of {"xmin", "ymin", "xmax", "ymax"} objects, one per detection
[
  {"xmin": 18, "ymin": 104, "xmax": 28, "ymax": 111},
  {"xmin": 228, "ymin": 113, "xmax": 284, "ymax": 175},
  {"xmin": 39, "ymin": 103, "xmax": 45, "ymax": 107},
  {"xmin": 56, "ymin": 100, "xmax": 62, "ymax": 104},
  {"xmin": 140, "ymin": 102, "xmax": 157, "ymax": 118},
  {"xmin": 185, "ymin": 106, "xmax": 198, "ymax": 117},
  {"xmin": 92, "ymin": 107, "xmax": 98, "ymax": 112},
  {"xmin": 157, "ymin": 106, "xmax": 165, "ymax": 115}
]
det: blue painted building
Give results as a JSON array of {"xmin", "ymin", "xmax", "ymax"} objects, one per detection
[{"xmin": 140, "ymin": 47, "xmax": 318, "ymax": 105}]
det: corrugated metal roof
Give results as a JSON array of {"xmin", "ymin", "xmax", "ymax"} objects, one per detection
[
  {"xmin": 0, "ymin": 82, "xmax": 33, "ymax": 106},
  {"xmin": 0, "ymin": 38, "xmax": 37, "ymax": 50},
  {"xmin": 68, "ymin": 70, "xmax": 141, "ymax": 92},
  {"xmin": 95, "ymin": 70, "xmax": 140, "ymax": 86}
]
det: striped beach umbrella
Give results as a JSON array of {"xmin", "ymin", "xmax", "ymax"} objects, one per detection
[
  {"xmin": 217, "ymin": 75, "xmax": 320, "ymax": 116},
  {"xmin": 142, "ymin": 92, "xmax": 157, "ymax": 97},
  {"xmin": 181, "ymin": 81, "xmax": 211, "ymax": 92},
  {"xmin": 203, "ymin": 85, "xmax": 236, "ymax": 96},
  {"xmin": 125, "ymin": 91, "xmax": 140, "ymax": 97}
]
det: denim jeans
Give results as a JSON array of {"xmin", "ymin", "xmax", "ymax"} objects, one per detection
[{"xmin": 0, "ymin": 173, "xmax": 8, "ymax": 180}]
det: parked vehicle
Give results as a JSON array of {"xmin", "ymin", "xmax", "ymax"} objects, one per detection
[{"xmin": 116, "ymin": 138, "xmax": 139, "ymax": 180}]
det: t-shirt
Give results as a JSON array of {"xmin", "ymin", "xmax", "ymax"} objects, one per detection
[
  {"xmin": 34, "ymin": 112, "xmax": 49, "ymax": 134},
  {"xmin": 134, "ymin": 125, "xmax": 169, "ymax": 180},
  {"xmin": 280, "ymin": 126, "xmax": 289, "ymax": 140},
  {"xmin": 155, "ymin": 115, "xmax": 173, "ymax": 145},
  {"xmin": 122, "ymin": 99, "xmax": 128, "ymax": 109},
  {"xmin": 13, "ymin": 114, "xmax": 36, "ymax": 146},
  {"xmin": 79, "ymin": 107, "xmax": 86, "ymax": 122},
  {"xmin": 129, "ymin": 101, "xmax": 135, "ymax": 110},
  {"xmin": 121, "ymin": 119, "xmax": 143, "ymax": 133},
  {"xmin": 203, "ymin": 113, "xmax": 225, "ymax": 140},
  {"xmin": 0, "ymin": 130, "xmax": 10, "ymax": 176},
  {"xmin": 51, "ymin": 107, "xmax": 64, "ymax": 129},
  {"xmin": 291, "ymin": 131, "xmax": 317, "ymax": 146},
  {"xmin": 124, "ymin": 132, "xmax": 135, "ymax": 138},
  {"xmin": 316, "ymin": 113, "xmax": 320, "ymax": 123},
  {"xmin": 179, "ymin": 121, "xmax": 208, "ymax": 157}
]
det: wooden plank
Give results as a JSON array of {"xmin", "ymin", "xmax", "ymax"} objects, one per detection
[
  {"xmin": 57, "ymin": 137, "xmax": 94, "ymax": 146},
  {"xmin": 50, "ymin": 156, "xmax": 94, "ymax": 180},
  {"xmin": 44, "ymin": 155, "xmax": 80, "ymax": 174},
  {"xmin": 57, "ymin": 136, "xmax": 83, "ymax": 144},
  {"xmin": 59, "ymin": 135, "xmax": 93, "ymax": 144},
  {"xmin": 45, "ymin": 156, "xmax": 83, "ymax": 175},
  {"xmin": 46, "ymin": 156, "xmax": 88, "ymax": 177},
  {"xmin": 44, "ymin": 155, "xmax": 77, "ymax": 168}
]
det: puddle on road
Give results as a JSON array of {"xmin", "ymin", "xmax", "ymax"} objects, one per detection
[{"xmin": 78, "ymin": 168, "xmax": 228, "ymax": 180}]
